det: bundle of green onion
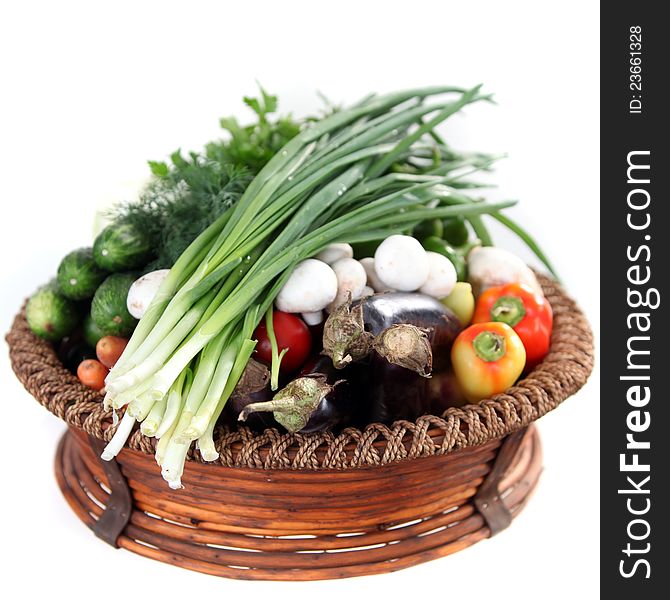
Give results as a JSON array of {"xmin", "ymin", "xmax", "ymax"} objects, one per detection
[{"xmin": 101, "ymin": 85, "xmax": 544, "ymax": 488}]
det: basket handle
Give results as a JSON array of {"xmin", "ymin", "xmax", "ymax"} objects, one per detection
[
  {"xmin": 474, "ymin": 427, "xmax": 529, "ymax": 536},
  {"xmin": 87, "ymin": 435, "xmax": 132, "ymax": 548}
]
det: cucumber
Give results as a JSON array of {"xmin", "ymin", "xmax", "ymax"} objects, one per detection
[
  {"xmin": 91, "ymin": 273, "xmax": 138, "ymax": 336},
  {"xmin": 82, "ymin": 312, "xmax": 105, "ymax": 347},
  {"xmin": 93, "ymin": 223, "xmax": 152, "ymax": 271},
  {"xmin": 26, "ymin": 281, "xmax": 81, "ymax": 342},
  {"xmin": 57, "ymin": 247, "xmax": 107, "ymax": 300}
]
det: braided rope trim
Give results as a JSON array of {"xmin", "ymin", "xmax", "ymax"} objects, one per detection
[{"xmin": 6, "ymin": 275, "xmax": 593, "ymax": 469}]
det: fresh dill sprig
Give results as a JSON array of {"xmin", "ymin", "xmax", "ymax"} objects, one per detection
[{"xmin": 109, "ymin": 87, "xmax": 304, "ymax": 269}]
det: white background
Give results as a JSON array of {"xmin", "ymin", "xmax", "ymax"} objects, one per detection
[{"xmin": 0, "ymin": 1, "xmax": 599, "ymax": 598}]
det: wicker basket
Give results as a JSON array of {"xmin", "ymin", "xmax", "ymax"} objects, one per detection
[{"xmin": 6, "ymin": 274, "xmax": 593, "ymax": 580}]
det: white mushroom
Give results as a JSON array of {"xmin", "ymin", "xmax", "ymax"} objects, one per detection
[
  {"xmin": 275, "ymin": 259, "xmax": 338, "ymax": 313},
  {"xmin": 126, "ymin": 269, "xmax": 170, "ymax": 319},
  {"xmin": 467, "ymin": 246, "xmax": 542, "ymax": 297},
  {"xmin": 301, "ymin": 311, "xmax": 323, "ymax": 326},
  {"xmin": 327, "ymin": 257, "xmax": 367, "ymax": 312},
  {"xmin": 315, "ymin": 243, "xmax": 354, "ymax": 265},
  {"xmin": 419, "ymin": 252, "xmax": 457, "ymax": 298},
  {"xmin": 359, "ymin": 257, "xmax": 394, "ymax": 293},
  {"xmin": 374, "ymin": 235, "xmax": 430, "ymax": 291},
  {"xmin": 360, "ymin": 286, "xmax": 374, "ymax": 298}
]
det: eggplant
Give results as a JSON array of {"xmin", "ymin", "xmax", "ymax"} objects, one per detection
[
  {"xmin": 427, "ymin": 368, "xmax": 469, "ymax": 414},
  {"xmin": 323, "ymin": 292, "xmax": 462, "ymax": 375},
  {"xmin": 224, "ymin": 358, "xmax": 274, "ymax": 431},
  {"xmin": 360, "ymin": 357, "xmax": 430, "ymax": 424},
  {"xmin": 238, "ymin": 356, "xmax": 360, "ymax": 434}
]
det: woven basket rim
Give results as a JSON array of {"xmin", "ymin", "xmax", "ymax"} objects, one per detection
[{"xmin": 6, "ymin": 274, "xmax": 594, "ymax": 470}]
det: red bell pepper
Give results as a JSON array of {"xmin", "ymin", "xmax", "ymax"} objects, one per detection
[{"xmin": 472, "ymin": 283, "xmax": 552, "ymax": 369}]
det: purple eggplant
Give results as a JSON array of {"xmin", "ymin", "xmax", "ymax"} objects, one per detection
[
  {"xmin": 358, "ymin": 357, "xmax": 430, "ymax": 424},
  {"xmin": 323, "ymin": 292, "xmax": 462, "ymax": 376},
  {"xmin": 224, "ymin": 358, "xmax": 275, "ymax": 431},
  {"xmin": 238, "ymin": 356, "xmax": 359, "ymax": 434},
  {"xmin": 427, "ymin": 368, "xmax": 469, "ymax": 415}
]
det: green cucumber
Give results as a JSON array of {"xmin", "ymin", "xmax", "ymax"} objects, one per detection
[
  {"xmin": 93, "ymin": 223, "xmax": 152, "ymax": 271},
  {"xmin": 57, "ymin": 247, "xmax": 108, "ymax": 300},
  {"xmin": 82, "ymin": 312, "xmax": 105, "ymax": 347},
  {"xmin": 91, "ymin": 273, "xmax": 138, "ymax": 336},
  {"xmin": 26, "ymin": 281, "xmax": 81, "ymax": 342}
]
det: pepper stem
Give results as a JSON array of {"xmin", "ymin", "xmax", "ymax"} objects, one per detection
[
  {"xmin": 490, "ymin": 295, "xmax": 526, "ymax": 327},
  {"xmin": 473, "ymin": 331, "xmax": 506, "ymax": 362}
]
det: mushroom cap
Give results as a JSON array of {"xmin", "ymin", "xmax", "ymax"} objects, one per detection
[
  {"xmin": 275, "ymin": 259, "xmax": 338, "ymax": 313},
  {"xmin": 467, "ymin": 246, "xmax": 541, "ymax": 296},
  {"xmin": 327, "ymin": 258, "xmax": 368, "ymax": 312},
  {"xmin": 419, "ymin": 252, "xmax": 457, "ymax": 298},
  {"xmin": 374, "ymin": 235, "xmax": 429, "ymax": 291},
  {"xmin": 315, "ymin": 243, "xmax": 354, "ymax": 265},
  {"xmin": 360, "ymin": 257, "xmax": 394, "ymax": 293}
]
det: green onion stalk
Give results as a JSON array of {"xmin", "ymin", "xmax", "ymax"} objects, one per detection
[{"xmin": 99, "ymin": 85, "xmax": 553, "ymax": 487}]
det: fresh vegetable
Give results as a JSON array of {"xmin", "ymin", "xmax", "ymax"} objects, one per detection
[
  {"xmin": 239, "ymin": 363, "xmax": 356, "ymax": 434},
  {"xmin": 427, "ymin": 368, "xmax": 468, "ymax": 413},
  {"xmin": 413, "ymin": 218, "xmax": 444, "ymax": 242},
  {"xmin": 360, "ymin": 356, "xmax": 430, "ymax": 424},
  {"xmin": 419, "ymin": 251, "xmax": 457, "ymax": 298},
  {"xmin": 275, "ymin": 259, "xmax": 338, "ymax": 313},
  {"xmin": 301, "ymin": 311, "xmax": 324, "ymax": 326},
  {"xmin": 473, "ymin": 283, "xmax": 552, "ymax": 368},
  {"xmin": 225, "ymin": 359, "xmax": 273, "ymax": 432},
  {"xmin": 57, "ymin": 248, "xmax": 107, "ymax": 300},
  {"xmin": 323, "ymin": 292, "xmax": 461, "ymax": 375},
  {"xmin": 96, "ymin": 336, "xmax": 129, "ymax": 369},
  {"xmin": 441, "ymin": 282, "xmax": 475, "ymax": 325},
  {"xmin": 315, "ymin": 243, "xmax": 354, "ymax": 265},
  {"xmin": 253, "ymin": 311, "xmax": 312, "ymax": 374},
  {"xmin": 451, "ymin": 321, "xmax": 526, "ymax": 402},
  {"xmin": 374, "ymin": 235, "xmax": 429, "ymax": 291},
  {"xmin": 82, "ymin": 313, "xmax": 105, "ymax": 347},
  {"xmin": 26, "ymin": 281, "xmax": 80, "ymax": 341},
  {"xmin": 77, "ymin": 359, "xmax": 109, "ymax": 391},
  {"xmin": 422, "ymin": 236, "xmax": 467, "ymax": 281},
  {"xmin": 112, "ymin": 89, "xmax": 301, "ymax": 273},
  {"xmin": 91, "ymin": 273, "xmax": 138, "ymax": 336},
  {"xmin": 359, "ymin": 257, "xmax": 393, "ymax": 293},
  {"xmin": 96, "ymin": 85, "xmax": 554, "ymax": 488},
  {"xmin": 327, "ymin": 258, "xmax": 367, "ymax": 311},
  {"xmin": 207, "ymin": 86, "xmax": 303, "ymax": 175},
  {"xmin": 442, "ymin": 216, "xmax": 469, "ymax": 247},
  {"xmin": 467, "ymin": 246, "xmax": 541, "ymax": 297},
  {"xmin": 93, "ymin": 223, "xmax": 152, "ymax": 271},
  {"xmin": 126, "ymin": 269, "xmax": 170, "ymax": 319}
]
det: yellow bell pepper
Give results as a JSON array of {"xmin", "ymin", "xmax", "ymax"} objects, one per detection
[{"xmin": 450, "ymin": 321, "xmax": 526, "ymax": 402}]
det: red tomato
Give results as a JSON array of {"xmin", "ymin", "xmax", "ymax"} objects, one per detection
[{"xmin": 253, "ymin": 311, "xmax": 312, "ymax": 373}]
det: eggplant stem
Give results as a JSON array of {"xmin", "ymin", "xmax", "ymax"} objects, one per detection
[{"xmin": 238, "ymin": 396, "xmax": 297, "ymax": 421}]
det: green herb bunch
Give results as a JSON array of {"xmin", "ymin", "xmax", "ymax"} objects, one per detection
[{"xmin": 110, "ymin": 88, "xmax": 304, "ymax": 269}]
